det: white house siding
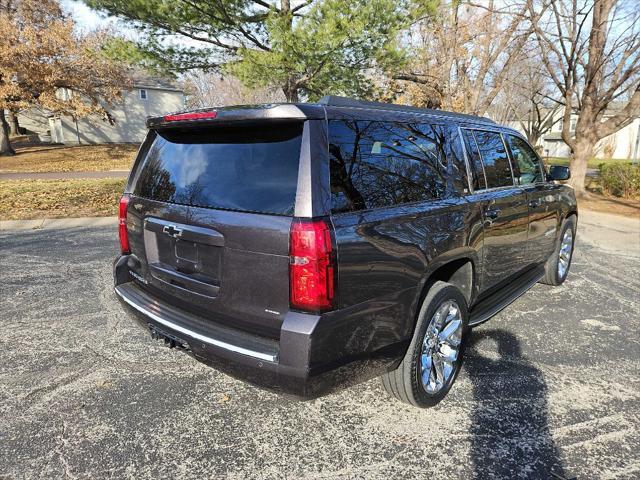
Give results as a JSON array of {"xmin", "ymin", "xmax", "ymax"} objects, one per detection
[
  {"xmin": 598, "ymin": 118, "xmax": 640, "ymax": 159},
  {"xmin": 15, "ymin": 107, "xmax": 50, "ymax": 137},
  {"xmin": 58, "ymin": 88, "xmax": 184, "ymax": 145},
  {"xmin": 544, "ymin": 118, "xmax": 640, "ymax": 159},
  {"xmin": 16, "ymin": 87, "xmax": 184, "ymax": 145},
  {"xmin": 542, "ymin": 138, "xmax": 572, "ymax": 158},
  {"xmin": 508, "ymin": 115, "xmax": 640, "ymax": 160}
]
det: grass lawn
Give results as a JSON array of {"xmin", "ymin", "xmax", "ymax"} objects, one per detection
[
  {"xmin": 1, "ymin": 178, "xmax": 637, "ymax": 221},
  {"xmin": 0, "ymin": 178, "xmax": 126, "ymax": 220},
  {"xmin": 0, "ymin": 143, "xmax": 138, "ymax": 173},
  {"xmin": 544, "ymin": 157, "xmax": 632, "ymax": 169}
]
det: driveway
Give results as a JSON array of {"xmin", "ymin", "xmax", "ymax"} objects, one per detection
[{"xmin": 1, "ymin": 214, "xmax": 639, "ymax": 479}]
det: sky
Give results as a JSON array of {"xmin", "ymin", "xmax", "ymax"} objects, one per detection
[
  {"xmin": 59, "ymin": 0, "xmax": 203, "ymax": 47},
  {"xmin": 60, "ymin": 0, "xmax": 122, "ymax": 33}
]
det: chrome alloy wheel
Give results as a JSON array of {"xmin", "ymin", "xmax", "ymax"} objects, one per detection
[
  {"xmin": 420, "ymin": 300, "xmax": 463, "ymax": 394},
  {"xmin": 557, "ymin": 229, "xmax": 573, "ymax": 279}
]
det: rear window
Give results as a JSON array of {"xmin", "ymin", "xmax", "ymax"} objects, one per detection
[{"xmin": 131, "ymin": 123, "xmax": 303, "ymax": 215}]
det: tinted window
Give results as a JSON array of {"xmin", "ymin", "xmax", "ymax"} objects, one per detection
[
  {"xmin": 131, "ymin": 124, "xmax": 303, "ymax": 215},
  {"xmin": 329, "ymin": 121, "xmax": 450, "ymax": 213},
  {"xmin": 472, "ymin": 130, "xmax": 513, "ymax": 188},
  {"xmin": 446, "ymin": 126, "xmax": 473, "ymax": 194},
  {"xmin": 506, "ymin": 135, "xmax": 544, "ymax": 184},
  {"xmin": 461, "ymin": 130, "xmax": 487, "ymax": 190}
]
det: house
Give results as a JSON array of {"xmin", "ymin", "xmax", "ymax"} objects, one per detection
[
  {"xmin": 506, "ymin": 102, "xmax": 640, "ymax": 160},
  {"xmin": 15, "ymin": 73, "xmax": 185, "ymax": 145}
]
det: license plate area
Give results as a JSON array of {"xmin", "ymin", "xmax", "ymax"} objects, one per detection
[
  {"xmin": 149, "ymin": 323, "xmax": 191, "ymax": 351},
  {"xmin": 143, "ymin": 217, "xmax": 224, "ymax": 298},
  {"xmin": 175, "ymin": 239, "xmax": 198, "ymax": 263}
]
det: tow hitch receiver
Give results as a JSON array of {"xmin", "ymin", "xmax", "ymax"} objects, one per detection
[{"xmin": 148, "ymin": 324, "xmax": 190, "ymax": 351}]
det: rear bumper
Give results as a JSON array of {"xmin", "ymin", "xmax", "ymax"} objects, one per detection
[{"xmin": 114, "ymin": 257, "xmax": 404, "ymax": 398}]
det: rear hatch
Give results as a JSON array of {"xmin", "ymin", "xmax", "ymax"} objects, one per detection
[{"xmin": 124, "ymin": 120, "xmax": 304, "ymax": 339}]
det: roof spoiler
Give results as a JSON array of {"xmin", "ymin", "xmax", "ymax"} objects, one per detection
[{"xmin": 146, "ymin": 104, "xmax": 310, "ymax": 129}]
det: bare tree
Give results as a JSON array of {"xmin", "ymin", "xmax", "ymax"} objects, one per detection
[
  {"xmin": 527, "ymin": 0, "xmax": 640, "ymax": 195},
  {"xmin": 394, "ymin": 0, "xmax": 532, "ymax": 116},
  {"xmin": 184, "ymin": 72, "xmax": 285, "ymax": 109},
  {"xmin": 499, "ymin": 56, "xmax": 563, "ymax": 146}
]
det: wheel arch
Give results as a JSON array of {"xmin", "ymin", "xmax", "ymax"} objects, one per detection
[{"xmin": 411, "ymin": 250, "xmax": 479, "ymax": 327}]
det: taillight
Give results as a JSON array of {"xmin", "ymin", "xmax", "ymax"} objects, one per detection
[
  {"xmin": 289, "ymin": 218, "xmax": 335, "ymax": 312},
  {"xmin": 163, "ymin": 111, "xmax": 217, "ymax": 122},
  {"xmin": 119, "ymin": 194, "xmax": 130, "ymax": 254}
]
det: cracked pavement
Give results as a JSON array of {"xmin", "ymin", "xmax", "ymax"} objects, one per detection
[{"xmin": 1, "ymin": 212, "xmax": 639, "ymax": 479}]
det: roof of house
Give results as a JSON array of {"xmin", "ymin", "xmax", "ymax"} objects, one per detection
[{"xmin": 131, "ymin": 71, "xmax": 183, "ymax": 92}]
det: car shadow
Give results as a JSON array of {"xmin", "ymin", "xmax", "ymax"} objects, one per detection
[{"xmin": 464, "ymin": 328, "xmax": 572, "ymax": 480}]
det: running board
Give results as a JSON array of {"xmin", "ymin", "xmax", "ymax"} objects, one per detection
[{"xmin": 468, "ymin": 266, "xmax": 545, "ymax": 327}]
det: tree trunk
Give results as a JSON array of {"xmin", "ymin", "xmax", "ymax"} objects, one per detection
[
  {"xmin": 282, "ymin": 77, "xmax": 299, "ymax": 103},
  {"xmin": 528, "ymin": 130, "xmax": 541, "ymax": 147},
  {"xmin": 0, "ymin": 110, "xmax": 16, "ymax": 156},
  {"xmin": 8, "ymin": 110, "xmax": 19, "ymax": 135},
  {"xmin": 568, "ymin": 137, "xmax": 594, "ymax": 197}
]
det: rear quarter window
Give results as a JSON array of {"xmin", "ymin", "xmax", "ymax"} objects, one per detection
[
  {"xmin": 328, "ymin": 120, "xmax": 458, "ymax": 213},
  {"xmin": 472, "ymin": 130, "xmax": 514, "ymax": 188},
  {"xmin": 130, "ymin": 123, "xmax": 303, "ymax": 216}
]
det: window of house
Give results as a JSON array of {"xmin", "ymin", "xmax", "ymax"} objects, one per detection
[
  {"xmin": 506, "ymin": 135, "xmax": 544, "ymax": 185},
  {"xmin": 472, "ymin": 130, "xmax": 514, "ymax": 188},
  {"xmin": 139, "ymin": 89, "xmax": 148, "ymax": 100},
  {"xmin": 570, "ymin": 119, "xmax": 577, "ymax": 132},
  {"xmin": 328, "ymin": 120, "xmax": 453, "ymax": 213}
]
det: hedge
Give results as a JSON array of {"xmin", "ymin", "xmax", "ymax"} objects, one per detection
[{"xmin": 598, "ymin": 163, "xmax": 640, "ymax": 199}]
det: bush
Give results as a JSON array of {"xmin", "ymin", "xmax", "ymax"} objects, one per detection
[{"xmin": 599, "ymin": 163, "xmax": 640, "ymax": 199}]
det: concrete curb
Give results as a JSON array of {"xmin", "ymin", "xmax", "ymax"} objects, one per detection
[{"xmin": 0, "ymin": 216, "xmax": 117, "ymax": 231}]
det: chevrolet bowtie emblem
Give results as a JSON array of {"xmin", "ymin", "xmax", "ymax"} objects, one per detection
[{"xmin": 162, "ymin": 225, "xmax": 183, "ymax": 238}]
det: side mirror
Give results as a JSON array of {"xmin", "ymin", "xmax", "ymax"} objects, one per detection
[{"xmin": 548, "ymin": 165, "xmax": 571, "ymax": 181}]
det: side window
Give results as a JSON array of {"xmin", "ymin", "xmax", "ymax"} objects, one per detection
[
  {"xmin": 445, "ymin": 125, "xmax": 473, "ymax": 194},
  {"xmin": 328, "ymin": 120, "xmax": 450, "ymax": 213},
  {"xmin": 506, "ymin": 135, "xmax": 544, "ymax": 185},
  {"xmin": 461, "ymin": 129, "xmax": 487, "ymax": 190},
  {"xmin": 472, "ymin": 130, "xmax": 514, "ymax": 188}
]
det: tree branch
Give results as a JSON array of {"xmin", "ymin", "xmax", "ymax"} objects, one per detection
[{"xmin": 596, "ymin": 85, "xmax": 640, "ymax": 139}]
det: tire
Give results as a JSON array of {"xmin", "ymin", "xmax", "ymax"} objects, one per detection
[
  {"xmin": 381, "ymin": 281, "xmax": 469, "ymax": 408},
  {"xmin": 540, "ymin": 215, "xmax": 576, "ymax": 286}
]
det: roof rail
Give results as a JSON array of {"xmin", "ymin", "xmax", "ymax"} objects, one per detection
[{"xmin": 317, "ymin": 95, "xmax": 496, "ymax": 124}]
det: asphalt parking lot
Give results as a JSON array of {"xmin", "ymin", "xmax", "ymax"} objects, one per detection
[{"xmin": 1, "ymin": 212, "xmax": 639, "ymax": 479}]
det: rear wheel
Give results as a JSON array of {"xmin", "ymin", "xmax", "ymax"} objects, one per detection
[
  {"xmin": 381, "ymin": 281, "xmax": 469, "ymax": 408},
  {"xmin": 541, "ymin": 216, "xmax": 576, "ymax": 286}
]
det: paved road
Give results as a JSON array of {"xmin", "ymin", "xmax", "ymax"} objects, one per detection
[
  {"xmin": 1, "ymin": 219, "xmax": 639, "ymax": 479},
  {"xmin": 0, "ymin": 171, "xmax": 128, "ymax": 181}
]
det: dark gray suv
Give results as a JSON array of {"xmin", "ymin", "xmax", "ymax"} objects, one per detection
[{"xmin": 114, "ymin": 96, "xmax": 577, "ymax": 407}]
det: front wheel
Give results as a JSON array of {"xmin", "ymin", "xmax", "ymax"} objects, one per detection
[
  {"xmin": 540, "ymin": 216, "xmax": 576, "ymax": 286},
  {"xmin": 381, "ymin": 281, "xmax": 469, "ymax": 408}
]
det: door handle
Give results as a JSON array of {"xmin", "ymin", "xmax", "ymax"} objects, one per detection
[{"xmin": 485, "ymin": 208, "xmax": 501, "ymax": 219}]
